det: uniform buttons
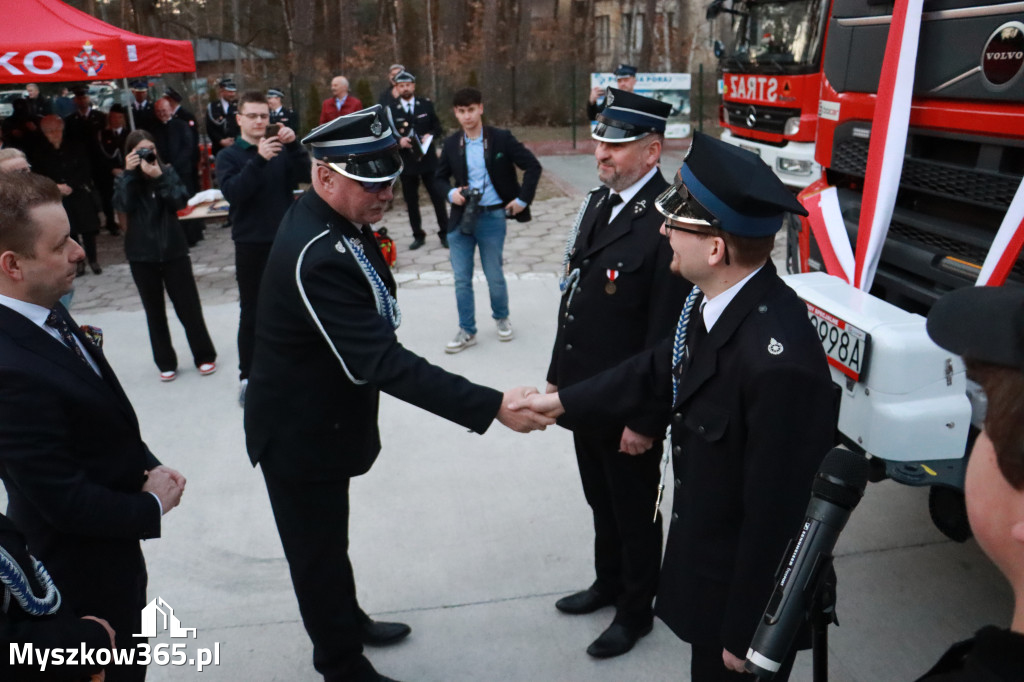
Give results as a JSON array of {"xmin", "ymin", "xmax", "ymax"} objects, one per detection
[
  {"xmin": 697, "ymin": 425, "xmax": 706, "ymax": 434},
  {"xmin": 675, "ymin": 478, "xmax": 681, "ymax": 488},
  {"xmin": 758, "ymin": 304, "xmax": 768, "ymax": 313},
  {"xmin": 617, "ymin": 262, "xmax": 624, "ymax": 267},
  {"xmin": 567, "ymin": 315, "xmax": 575, "ymax": 322},
  {"xmin": 673, "ymin": 445, "xmax": 681, "ymax": 455},
  {"xmin": 565, "ymin": 344, "xmax": 573, "ymax": 351},
  {"xmin": 672, "ymin": 512, "xmax": 679, "ymax": 522},
  {"xmin": 582, "ymin": 259, "xmax": 590, "ymax": 267},
  {"xmin": 672, "ymin": 413, "xmax": 682, "ymax": 423}
]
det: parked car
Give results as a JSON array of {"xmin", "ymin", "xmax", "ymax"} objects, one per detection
[{"xmin": 0, "ymin": 90, "xmax": 28, "ymax": 119}]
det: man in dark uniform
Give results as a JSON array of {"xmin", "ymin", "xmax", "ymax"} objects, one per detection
[
  {"xmin": 98, "ymin": 104, "xmax": 129, "ymax": 234},
  {"xmin": 916, "ymin": 287, "xmax": 1024, "ymax": 682},
  {"xmin": 129, "ymin": 80, "xmax": 156, "ymax": 133},
  {"xmin": 387, "ymin": 70, "xmax": 448, "ymax": 250},
  {"xmin": 547, "ymin": 88, "xmax": 690, "ymax": 658},
  {"xmin": 267, "ymin": 87, "xmax": 298, "ymax": 127},
  {"xmin": 377, "ymin": 63, "xmax": 405, "ymax": 108},
  {"xmin": 166, "ymin": 87, "xmax": 200, "ymax": 193},
  {"xmin": 205, "ymin": 78, "xmax": 239, "ymax": 158},
  {"xmin": 515, "ymin": 132, "xmax": 836, "ymax": 681},
  {"xmin": 243, "ymin": 105, "xmax": 552, "ymax": 682},
  {"xmin": 588, "ymin": 64, "xmax": 638, "ymax": 121}
]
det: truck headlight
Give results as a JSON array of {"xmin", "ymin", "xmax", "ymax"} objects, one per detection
[
  {"xmin": 777, "ymin": 157, "xmax": 815, "ymax": 175},
  {"xmin": 784, "ymin": 117, "xmax": 801, "ymax": 135}
]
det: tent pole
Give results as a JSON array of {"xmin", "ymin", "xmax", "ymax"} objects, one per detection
[{"xmin": 124, "ymin": 77, "xmax": 136, "ymax": 131}]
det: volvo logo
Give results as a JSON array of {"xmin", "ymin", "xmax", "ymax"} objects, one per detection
[
  {"xmin": 981, "ymin": 22, "xmax": 1024, "ymax": 87},
  {"xmin": 745, "ymin": 105, "xmax": 757, "ymax": 127}
]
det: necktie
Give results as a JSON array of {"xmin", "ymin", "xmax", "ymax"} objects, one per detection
[
  {"xmin": 587, "ymin": 193, "xmax": 622, "ymax": 246},
  {"xmin": 45, "ymin": 309, "xmax": 89, "ymax": 366},
  {"xmin": 671, "ymin": 286, "xmax": 702, "ymax": 405}
]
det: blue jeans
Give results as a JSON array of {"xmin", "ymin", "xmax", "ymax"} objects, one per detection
[{"xmin": 447, "ymin": 209, "xmax": 509, "ymax": 335}]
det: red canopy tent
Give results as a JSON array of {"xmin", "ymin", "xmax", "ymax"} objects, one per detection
[{"xmin": 0, "ymin": 0, "xmax": 195, "ymax": 84}]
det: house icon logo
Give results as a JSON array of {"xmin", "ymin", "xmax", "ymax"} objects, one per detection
[{"xmin": 133, "ymin": 597, "xmax": 197, "ymax": 639}]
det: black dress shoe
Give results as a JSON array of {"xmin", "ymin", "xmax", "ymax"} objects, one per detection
[
  {"xmin": 76, "ymin": 261, "xmax": 86, "ymax": 276},
  {"xmin": 89, "ymin": 261, "xmax": 102, "ymax": 275},
  {"xmin": 586, "ymin": 621, "xmax": 653, "ymax": 659},
  {"xmin": 359, "ymin": 619, "xmax": 411, "ymax": 646},
  {"xmin": 408, "ymin": 237, "xmax": 426, "ymax": 250},
  {"xmin": 555, "ymin": 588, "xmax": 615, "ymax": 615},
  {"xmin": 439, "ymin": 233, "xmax": 449, "ymax": 249}
]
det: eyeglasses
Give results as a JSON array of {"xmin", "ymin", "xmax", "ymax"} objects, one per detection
[
  {"xmin": 241, "ymin": 113, "xmax": 270, "ymax": 120},
  {"xmin": 662, "ymin": 222, "xmax": 713, "ymax": 237}
]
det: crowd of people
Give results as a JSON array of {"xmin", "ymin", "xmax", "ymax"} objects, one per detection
[{"xmin": 0, "ymin": 64, "xmax": 1021, "ymax": 682}]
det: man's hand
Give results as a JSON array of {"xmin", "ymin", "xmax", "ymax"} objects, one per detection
[
  {"xmin": 142, "ymin": 466, "xmax": 185, "ymax": 513},
  {"xmin": 220, "ymin": 137, "xmax": 235, "ymax": 148},
  {"xmin": 619, "ymin": 426, "xmax": 655, "ymax": 455},
  {"xmin": 82, "ymin": 615, "xmax": 115, "ymax": 649},
  {"xmin": 398, "ymin": 136, "xmax": 413, "ymax": 149},
  {"xmin": 722, "ymin": 648, "xmax": 747, "ymax": 673},
  {"xmin": 451, "ymin": 187, "xmax": 466, "ymax": 206},
  {"xmin": 257, "ymin": 135, "xmax": 283, "ymax": 161},
  {"xmin": 57, "ymin": 183, "xmax": 73, "ymax": 196},
  {"xmin": 509, "ymin": 391, "xmax": 565, "ymax": 419},
  {"xmin": 139, "ymin": 158, "xmax": 162, "ymax": 179},
  {"xmin": 545, "ymin": 382, "xmax": 557, "ymax": 394},
  {"xmin": 276, "ymin": 126, "xmax": 296, "ymax": 144},
  {"xmin": 496, "ymin": 387, "xmax": 555, "ymax": 433},
  {"xmin": 589, "ymin": 86, "xmax": 605, "ymax": 104},
  {"xmin": 505, "ymin": 200, "xmax": 525, "ymax": 217}
]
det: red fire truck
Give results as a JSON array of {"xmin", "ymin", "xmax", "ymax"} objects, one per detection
[
  {"xmin": 708, "ymin": 0, "xmax": 830, "ymax": 188},
  {"xmin": 785, "ymin": 0, "xmax": 1024, "ymax": 540}
]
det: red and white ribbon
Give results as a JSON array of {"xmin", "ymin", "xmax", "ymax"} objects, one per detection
[
  {"xmin": 801, "ymin": 183, "xmax": 855, "ymax": 283},
  {"xmin": 977, "ymin": 177, "xmax": 1024, "ymax": 287},
  {"xmin": 853, "ymin": 0, "xmax": 923, "ymax": 291}
]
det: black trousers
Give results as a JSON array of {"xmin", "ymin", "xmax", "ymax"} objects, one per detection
[
  {"xmin": 400, "ymin": 171, "xmax": 449, "ymax": 238},
  {"xmin": 573, "ymin": 429, "xmax": 663, "ymax": 627},
  {"xmin": 262, "ymin": 471, "xmax": 379, "ymax": 682},
  {"xmin": 690, "ymin": 644, "xmax": 796, "ymax": 682},
  {"xmin": 129, "ymin": 257, "xmax": 216, "ymax": 372},
  {"xmin": 234, "ymin": 241, "xmax": 273, "ymax": 381},
  {"xmin": 74, "ymin": 232, "xmax": 98, "ymax": 264}
]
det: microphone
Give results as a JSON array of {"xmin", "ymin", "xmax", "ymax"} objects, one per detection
[{"xmin": 744, "ymin": 447, "xmax": 870, "ymax": 678}]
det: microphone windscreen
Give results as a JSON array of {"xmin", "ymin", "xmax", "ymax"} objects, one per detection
[{"xmin": 811, "ymin": 448, "xmax": 870, "ymax": 509}]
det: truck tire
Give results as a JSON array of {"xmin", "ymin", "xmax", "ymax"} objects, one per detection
[{"xmin": 929, "ymin": 486, "xmax": 972, "ymax": 543}]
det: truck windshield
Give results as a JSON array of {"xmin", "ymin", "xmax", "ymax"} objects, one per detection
[{"xmin": 723, "ymin": 0, "xmax": 826, "ymax": 73}]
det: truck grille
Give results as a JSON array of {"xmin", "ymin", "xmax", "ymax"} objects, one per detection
[
  {"xmin": 887, "ymin": 222, "xmax": 1024, "ymax": 282},
  {"xmin": 723, "ymin": 103, "xmax": 801, "ymax": 135}
]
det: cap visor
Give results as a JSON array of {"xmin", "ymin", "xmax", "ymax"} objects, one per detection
[
  {"xmin": 326, "ymin": 148, "xmax": 404, "ymax": 183},
  {"xmin": 655, "ymin": 182, "xmax": 715, "ymax": 226},
  {"xmin": 591, "ymin": 122, "xmax": 649, "ymax": 144}
]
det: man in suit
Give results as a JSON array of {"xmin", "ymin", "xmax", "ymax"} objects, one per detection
[
  {"xmin": 388, "ymin": 71, "xmax": 448, "ymax": 250},
  {"xmin": 0, "ymin": 172, "xmax": 186, "ymax": 682},
  {"xmin": 206, "ymin": 78, "xmax": 239, "ymax": 158},
  {"xmin": 267, "ymin": 87, "xmax": 298, "ymax": 127},
  {"xmin": 243, "ymin": 105, "xmax": 552, "ymax": 682},
  {"xmin": 153, "ymin": 97, "xmax": 197, "ymax": 196},
  {"xmin": 319, "ymin": 75, "xmax": 363, "ymax": 125},
  {"xmin": 435, "ymin": 87, "xmax": 542, "ymax": 353},
  {"xmin": 98, "ymin": 104, "xmax": 129, "ymax": 234},
  {"xmin": 377, "ymin": 64, "xmax": 405, "ymax": 109},
  {"xmin": 588, "ymin": 64, "xmax": 638, "ymax": 121},
  {"xmin": 547, "ymin": 89, "xmax": 690, "ymax": 658},
  {"xmin": 166, "ymin": 87, "xmax": 200, "ymax": 194},
  {"xmin": 515, "ymin": 132, "xmax": 836, "ymax": 681}
]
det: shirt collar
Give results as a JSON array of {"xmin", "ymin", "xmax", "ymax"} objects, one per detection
[
  {"xmin": 0, "ymin": 292, "xmax": 51, "ymax": 329},
  {"xmin": 701, "ymin": 265, "xmax": 764, "ymax": 332},
  {"xmin": 610, "ymin": 166, "xmax": 658, "ymax": 211}
]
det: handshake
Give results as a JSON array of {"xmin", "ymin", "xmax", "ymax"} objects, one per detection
[{"xmin": 495, "ymin": 386, "xmax": 566, "ymax": 433}]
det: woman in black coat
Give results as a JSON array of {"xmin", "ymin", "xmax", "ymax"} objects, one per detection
[{"xmin": 113, "ymin": 130, "xmax": 217, "ymax": 382}]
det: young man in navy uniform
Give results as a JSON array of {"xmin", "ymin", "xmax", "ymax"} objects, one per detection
[
  {"xmin": 917, "ymin": 287, "xmax": 1024, "ymax": 682},
  {"xmin": 387, "ymin": 71, "xmax": 448, "ymax": 250},
  {"xmin": 515, "ymin": 132, "xmax": 836, "ymax": 681},
  {"xmin": 244, "ymin": 105, "xmax": 552, "ymax": 682},
  {"xmin": 548, "ymin": 88, "xmax": 691, "ymax": 658}
]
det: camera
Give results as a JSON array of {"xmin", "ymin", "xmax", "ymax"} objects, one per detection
[
  {"xmin": 136, "ymin": 147, "xmax": 155, "ymax": 162},
  {"xmin": 458, "ymin": 187, "xmax": 484, "ymax": 235}
]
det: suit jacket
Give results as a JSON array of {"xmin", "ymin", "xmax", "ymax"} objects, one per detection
[
  {"xmin": 559, "ymin": 262, "xmax": 836, "ymax": 657},
  {"xmin": 435, "ymin": 126, "xmax": 542, "ymax": 229},
  {"xmin": 205, "ymin": 100, "xmax": 240, "ymax": 154},
  {"xmin": 99, "ymin": 127, "xmax": 128, "ymax": 172},
  {"xmin": 244, "ymin": 190, "xmax": 503, "ymax": 480},
  {"xmin": 318, "ymin": 95, "xmax": 363, "ymax": 125},
  {"xmin": 388, "ymin": 96, "xmax": 443, "ymax": 175},
  {"xmin": 130, "ymin": 100, "xmax": 157, "ymax": 132},
  {"xmin": 547, "ymin": 173, "xmax": 690, "ymax": 437},
  {"xmin": 0, "ymin": 302, "xmax": 162, "ymax": 646}
]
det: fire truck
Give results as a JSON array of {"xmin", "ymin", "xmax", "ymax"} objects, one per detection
[
  {"xmin": 708, "ymin": 0, "xmax": 830, "ymax": 188},
  {"xmin": 784, "ymin": 0, "xmax": 1024, "ymax": 540}
]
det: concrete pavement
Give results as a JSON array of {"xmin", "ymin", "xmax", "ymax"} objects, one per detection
[{"xmin": 2, "ymin": 156, "xmax": 1012, "ymax": 681}]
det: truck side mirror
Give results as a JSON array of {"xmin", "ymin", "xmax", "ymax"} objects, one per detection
[{"xmin": 713, "ymin": 40, "xmax": 726, "ymax": 58}]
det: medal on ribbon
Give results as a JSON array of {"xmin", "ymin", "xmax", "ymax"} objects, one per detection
[{"xmin": 605, "ymin": 269, "xmax": 619, "ymax": 294}]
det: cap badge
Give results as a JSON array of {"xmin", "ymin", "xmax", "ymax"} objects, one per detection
[
  {"xmin": 334, "ymin": 240, "xmax": 346, "ymax": 254},
  {"xmin": 633, "ymin": 199, "xmax": 646, "ymax": 215},
  {"xmin": 605, "ymin": 90, "xmax": 615, "ymax": 107},
  {"xmin": 768, "ymin": 338, "xmax": 784, "ymax": 355},
  {"xmin": 370, "ymin": 118, "xmax": 384, "ymax": 137}
]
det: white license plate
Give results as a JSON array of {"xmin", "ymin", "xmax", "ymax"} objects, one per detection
[
  {"xmin": 805, "ymin": 302, "xmax": 870, "ymax": 382},
  {"xmin": 738, "ymin": 143, "xmax": 761, "ymax": 157}
]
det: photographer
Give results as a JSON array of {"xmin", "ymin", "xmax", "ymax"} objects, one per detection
[
  {"xmin": 114, "ymin": 130, "xmax": 217, "ymax": 382},
  {"xmin": 435, "ymin": 87, "xmax": 541, "ymax": 353},
  {"xmin": 588, "ymin": 64, "xmax": 638, "ymax": 121}
]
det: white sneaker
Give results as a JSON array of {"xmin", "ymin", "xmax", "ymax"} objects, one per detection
[
  {"xmin": 496, "ymin": 318, "xmax": 514, "ymax": 341},
  {"xmin": 445, "ymin": 329, "xmax": 477, "ymax": 354}
]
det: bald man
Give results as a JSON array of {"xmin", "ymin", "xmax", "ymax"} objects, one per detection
[{"xmin": 319, "ymin": 76, "xmax": 364, "ymax": 125}]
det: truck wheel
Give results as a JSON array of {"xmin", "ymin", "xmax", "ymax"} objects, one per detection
[{"xmin": 929, "ymin": 486, "xmax": 972, "ymax": 543}]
